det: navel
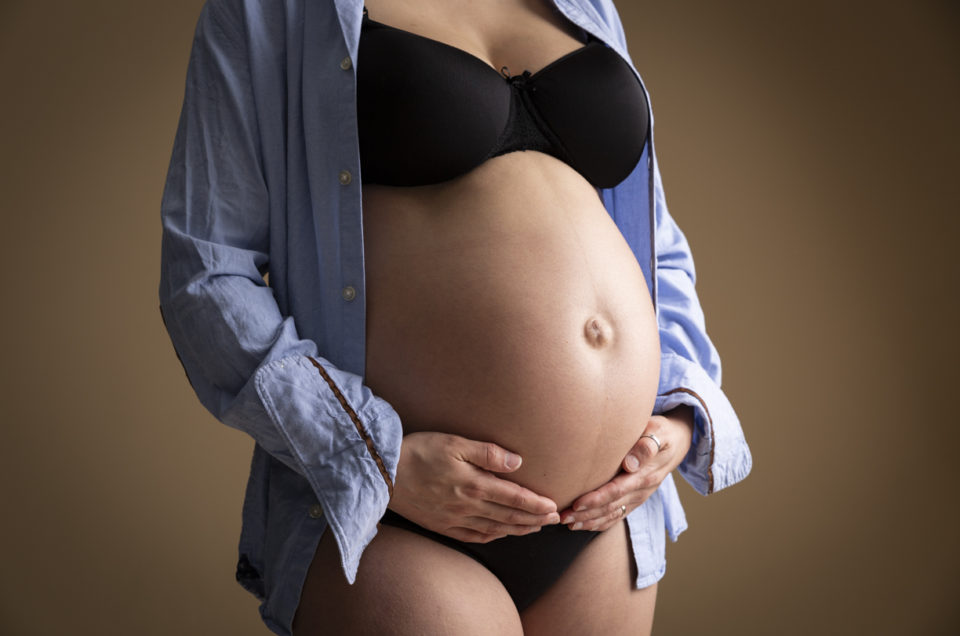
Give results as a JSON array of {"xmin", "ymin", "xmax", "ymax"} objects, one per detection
[{"xmin": 583, "ymin": 315, "xmax": 613, "ymax": 349}]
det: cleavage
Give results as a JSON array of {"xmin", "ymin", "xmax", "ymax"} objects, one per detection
[{"xmin": 361, "ymin": 4, "xmax": 589, "ymax": 80}]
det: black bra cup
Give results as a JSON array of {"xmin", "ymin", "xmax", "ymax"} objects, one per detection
[{"xmin": 357, "ymin": 10, "xmax": 648, "ymax": 188}]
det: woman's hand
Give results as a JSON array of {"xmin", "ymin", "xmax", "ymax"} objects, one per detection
[
  {"xmin": 388, "ymin": 431, "xmax": 561, "ymax": 543},
  {"xmin": 559, "ymin": 405, "xmax": 695, "ymax": 532}
]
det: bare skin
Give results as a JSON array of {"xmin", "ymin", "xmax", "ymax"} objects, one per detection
[
  {"xmin": 293, "ymin": 520, "xmax": 657, "ymax": 636},
  {"xmin": 294, "ymin": 0, "xmax": 693, "ymax": 632},
  {"xmin": 363, "ymin": 155, "xmax": 662, "ymax": 512}
]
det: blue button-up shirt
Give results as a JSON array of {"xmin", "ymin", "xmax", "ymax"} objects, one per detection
[{"xmin": 158, "ymin": 0, "xmax": 752, "ymax": 633}]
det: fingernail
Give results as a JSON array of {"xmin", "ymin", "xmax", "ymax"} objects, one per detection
[
  {"xmin": 575, "ymin": 504, "xmax": 586, "ymax": 512},
  {"xmin": 625, "ymin": 454, "xmax": 640, "ymax": 471},
  {"xmin": 504, "ymin": 452, "xmax": 521, "ymax": 470},
  {"xmin": 572, "ymin": 522, "xmax": 583, "ymax": 530},
  {"xmin": 561, "ymin": 515, "xmax": 574, "ymax": 524}
]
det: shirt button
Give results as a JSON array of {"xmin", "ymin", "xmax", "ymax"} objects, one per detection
[
  {"xmin": 338, "ymin": 170, "xmax": 352, "ymax": 185},
  {"xmin": 341, "ymin": 286, "xmax": 357, "ymax": 302},
  {"xmin": 339, "ymin": 56, "xmax": 352, "ymax": 71},
  {"xmin": 308, "ymin": 504, "xmax": 324, "ymax": 519}
]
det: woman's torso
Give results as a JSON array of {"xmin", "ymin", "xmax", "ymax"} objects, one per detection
[{"xmin": 360, "ymin": 0, "xmax": 660, "ymax": 510}]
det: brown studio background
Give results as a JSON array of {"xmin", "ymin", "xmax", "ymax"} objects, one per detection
[{"xmin": 2, "ymin": 0, "xmax": 958, "ymax": 634}]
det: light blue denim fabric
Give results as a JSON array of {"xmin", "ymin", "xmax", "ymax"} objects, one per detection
[{"xmin": 158, "ymin": 0, "xmax": 752, "ymax": 633}]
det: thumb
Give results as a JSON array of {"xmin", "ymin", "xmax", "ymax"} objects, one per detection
[
  {"xmin": 460, "ymin": 440, "xmax": 523, "ymax": 473},
  {"xmin": 623, "ymin": 429, "xmax": 661, "ymax": 473},
  {"xmin": 622, "ymin": 438, "xmax": 652, "ymax": 473}
]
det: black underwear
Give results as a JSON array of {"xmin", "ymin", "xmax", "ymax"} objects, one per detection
[
  {"xmin": 357, "ymin": 6, "xmax": 649, "ymax": 188},
  {"xmin": 379, "ymin": 509, "xmax": 601, "ymax": 612}
]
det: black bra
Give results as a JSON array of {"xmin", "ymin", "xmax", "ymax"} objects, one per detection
[{"xmin": 357, "ymin": 7, "xmax": 648, "ymax": 188}]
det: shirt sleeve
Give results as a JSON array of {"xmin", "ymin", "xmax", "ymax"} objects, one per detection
[
  {"xmin": 594, "ymin": 0, "xmax": 751, "ymax": 495},
  {"xmin": 649, "ymin": 156, "xmax": 752, "ymax": 495},
  {"xmin": 157, "ymin": 0, "xmax": 401, "ymax": 580}
]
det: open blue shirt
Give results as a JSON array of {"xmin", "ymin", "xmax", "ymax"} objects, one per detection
[{"xmin": 158, "ymin": 0, "xmax": 752, "ymax": 633}]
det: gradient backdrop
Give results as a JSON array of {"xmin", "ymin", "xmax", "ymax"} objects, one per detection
[{"xmin": 2, "ymin": 0, "xmax": 958, "ymax": 634}]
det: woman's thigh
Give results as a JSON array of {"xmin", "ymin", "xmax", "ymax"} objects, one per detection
[
  {"xmin": 520, "ymin": 521, "xmax": 658, "ymax": 636},
  {"xmin": 293, "ymin": 524, "xmax": 523, "ymax": 636}
]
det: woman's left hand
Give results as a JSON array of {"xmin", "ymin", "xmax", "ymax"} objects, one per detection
[{"xmin": 559, "ymin": 405, "xmax": 695, "ymax": 532}]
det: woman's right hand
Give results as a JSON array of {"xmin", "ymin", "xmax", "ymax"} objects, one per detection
[{"xmin": 387, "ymin": 431, "xmax": 560, "ymax": 543}]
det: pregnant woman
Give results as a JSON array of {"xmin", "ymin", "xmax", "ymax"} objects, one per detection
[{"xmin": 158, "ymin": 0, "xmax": 752, "ymax": 634}]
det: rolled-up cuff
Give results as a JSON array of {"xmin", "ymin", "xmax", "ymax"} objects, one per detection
[
  {"xmin": 249, "ymin": 355, "xmax": 403, "ymax": 582},
  {"xmin": 654, "ymin": 352, "xmax": 752, "ymax": 495}
]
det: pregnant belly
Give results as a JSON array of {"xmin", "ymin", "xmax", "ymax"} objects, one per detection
[{"xmin": 362, "ymin": 153, "xmax": 660, "ymax": 510}]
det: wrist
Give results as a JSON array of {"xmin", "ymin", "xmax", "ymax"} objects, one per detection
[{"xmin": 663, "ymin": 404, "xmax": 695, "ymax": 430}]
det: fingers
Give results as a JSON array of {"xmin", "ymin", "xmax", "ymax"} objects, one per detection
[
  {"xmin": 444, "ymin": 522, "xmax": 546, "ymax": 544},
  {"xmin": 391, "ymin": 432, "xmax": 561, "ymax": 542},
  {"xmin": 449, "ymin": 455, "xmax": 559, "ymax": 532},
  {"xmin": 564, "ymin": 496, "xmax": 644, "ymax": 531},
  {"xmin": 438, "ymin": 503, "xmax": 558, "ymax": 543},
  {"xmin": 399, "ymin": 494, "xmax": 556, "ymax": 542},
  {"xmin": 569, "ymin": 472, "xmax": 633, "ymax": 513},
  {"xmin": 457, "ymin": 438, "xmax": 523, "ymax": 473},
  {"xmin": 475, "ymin": 473, "xmax": 558, "ymax": 515},
  {"xmin": 444, "ymin": 527, "xmax": 507, "ymax": 543},
  {"xmin": 452, "ymin": 516, "xmax": 551, "ymax": 541},
  {"xmin": 589, "ymin": 503, "xmax": 636, "ymax": 532},
  {"xmin": 623, "ymin": 419, "xmax": 666, "ymax": 473},
  {"xmin": 469, "ymin": 500, "xmax": 560, "ymax": 527},
  {"xmin": 449, "ymin": 437, "xmax": 558, "ymax": 514},
  {"xmin": 560, "ymin": 470, "xmax": 664, "ymax": 530},
  {"xmin": 623, "ymin": 437, "xmax": 658, "ymax": 471}
]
